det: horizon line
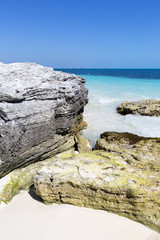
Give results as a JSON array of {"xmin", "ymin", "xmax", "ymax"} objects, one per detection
[{"xmin": 54, "ymin": 67, "xmax": 160, "ymax": 70}]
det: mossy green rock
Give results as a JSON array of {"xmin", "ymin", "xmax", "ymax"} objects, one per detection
[
  {"xmin": 0, "ymin": 148, "xmax": 75, "ymax": 204},
  {"xmin": 34, "ymin": 150, "xmax": 160, "ymax": 233},
  {"xmin": 75, "ymin": 133, "xmax": 92, "ymax": 153},
  {"xmin": 96, "ymin": 132, "xmax": 160, "ymax": 172}
]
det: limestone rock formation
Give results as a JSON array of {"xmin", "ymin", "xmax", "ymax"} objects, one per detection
[
  {"xmin": 117, "ymin": 99, "xmax": 160, "ymax": 116},
  {"xmin": 75, "ymin": 134, "xmax": 92, "ymax": 153},
  {"xmin": 96, "ymin": 132, "xmax": 160, "ymax": 171},
  {"xmin": 0, "ymin": 148, "xmax": 75, "ymax": 204},
  {"xmin": 0, "ymin": 62, "xmax": 88, "ymax": 178},
  {"xmin": 33, "ymin": 132, "xmax": 160, "ymax": 232}
]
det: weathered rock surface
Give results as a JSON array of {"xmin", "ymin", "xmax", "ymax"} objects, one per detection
[
  {"xmin": 0, "ymin": 62, "xmax": 88, "ymax": 178},
  {"xmin": 34, "ymin": 147, "xmax": 160, "ymax": 232},
  {"xmin": 117, "ymin": 99, "xmax": 160, "ymax": 116},
  {"xmin": 96, "ymin": 132, "xmax": 160, "ymax": 171},
  {"xmin": 75, "ymin": 133, "xmax": 92, "ymax": 153},
  {"xmin": 1, "ymin": 130, "xmax": 160, "ymax": 232},
  {"xmin": 0, "ymin": 148, "xmax": 75, "ymax": 204}
]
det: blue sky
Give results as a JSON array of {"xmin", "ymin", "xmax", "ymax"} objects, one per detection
[{"xmin": 0, "ymin": 0, "xmax": 160, "ymax": 68}]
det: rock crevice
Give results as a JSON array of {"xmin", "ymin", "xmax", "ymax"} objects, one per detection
[{"xmin": 33, "ymin": 132, "xmax": 160, "ymax": 232}]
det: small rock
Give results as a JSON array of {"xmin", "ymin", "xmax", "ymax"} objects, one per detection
[
  {"xmin": 117, "ymin": 99, "xmax": 160, "ymax": 116},
  {"xmin": 75, "ymin": 133, "xmax": 92, "ymax": 153}
]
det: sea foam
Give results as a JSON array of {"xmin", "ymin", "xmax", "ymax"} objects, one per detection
[{"xmin": 82, "ymin": 75, "xmax": 160, "ymax": 146}]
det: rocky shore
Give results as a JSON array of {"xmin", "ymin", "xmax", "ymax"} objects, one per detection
[
  {"xmin": 33, "ymin": 132, "xmax": 160, "ymax": 232},
  {"xmin": 0, "ymin": 64, "xmax": 160, "ymax": 235},
  {"xmin": 0, "ymin": 131, "xmax": 159, "ymax": 232}
]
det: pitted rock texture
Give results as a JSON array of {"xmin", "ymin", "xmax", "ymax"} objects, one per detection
[
  {"xmin": 33, "ymin": 151, "xmax": 160, "ymax": 232},
  {"xmin": 0, "ymin": 148, "xmax": 75, "ymax": 204},
  {"xmin": 96, "ymin": 132, "xmax": 160, "ymax": 171},
  {"xmin": 0, "ymin": 62, "xmax": 88, "ymax": 177},
  {"xmin": 75, "ymin": 134, "xmax": 92, "ymax": 153},
  {"xmin": 117, "ymin": 99, "xmax": 160, "ymax": 116}
]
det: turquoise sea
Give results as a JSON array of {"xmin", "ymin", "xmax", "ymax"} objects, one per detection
[{"xmin": 56, "ymin": 69, "xmax": 160, "ymax": 146}]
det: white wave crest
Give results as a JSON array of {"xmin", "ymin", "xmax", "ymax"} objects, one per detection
[{"xmin": 124, "ymin": 115, "xmax": 160, "ymax": 137}]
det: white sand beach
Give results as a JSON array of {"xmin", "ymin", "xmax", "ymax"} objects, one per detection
[{"xmin": 0, "ymin": 191, "xmax": 159, "ymax": 240}]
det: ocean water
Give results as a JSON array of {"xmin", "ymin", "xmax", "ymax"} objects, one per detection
[{"xmin": 56, "ymin": 69, "xmax": 160, "ymax": 146}]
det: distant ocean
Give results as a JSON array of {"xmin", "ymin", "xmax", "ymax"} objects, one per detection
[{"xmin": 55, "ymin": 69, "xmax": 160, "ymax": 146}]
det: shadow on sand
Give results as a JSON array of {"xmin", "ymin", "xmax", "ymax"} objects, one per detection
[{"xmin": 28, "ymin": 185, "xmax": 44, "ymax": 203}]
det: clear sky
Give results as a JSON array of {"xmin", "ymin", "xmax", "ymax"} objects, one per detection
[{"xmin": 0, "ymin": 0, "xmax": 160, "ymax": 68}]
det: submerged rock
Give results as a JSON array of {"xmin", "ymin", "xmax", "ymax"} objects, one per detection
[
  {"xmin": 0, "ymin": 62, "xmax": 88, "ymax": 178},
  {"xmin": 117, "ymin": 99, "xmax": 160, "ymax": 116}
]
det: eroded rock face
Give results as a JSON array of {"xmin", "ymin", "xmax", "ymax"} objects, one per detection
[
  {"xmin": 0, "ymin": 62, "xmax": 88, "ymax": 177},
  {"xmin": 96, "ymin": 132, "xmax": 160, "ymax": 171},
  {"xmin": 117, "ymin": 99, "xmax": 160, "ymax": 116},
  {"xmin": 33, "ymin": 150, "xmax": 160, "ymax": 232},
  {"xmin": 74, "ymin": 134, "xmax": 92, "ymax": 153},
  {"xmin": 0, "ymin": 148, "xmax": 75, "ymax": 204}
]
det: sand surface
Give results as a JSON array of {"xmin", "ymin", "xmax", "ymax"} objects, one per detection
[{"xmin": 0, "ymin": 191, "xmax": 159, "ymax": 240}]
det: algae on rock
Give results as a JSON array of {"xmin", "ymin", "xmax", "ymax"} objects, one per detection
[
  {"xmin": 96, "ymin": 132, "xmax": 160, "ymax": 172},
  {"xmin": 33, "ymin": 150, "xmax": 160, "ymax": 233},
  {"xmin": 75, "ymin": 133, "xmax": 92, "ymax": 153},
  {"xmin": 0, "ymin": 148, "xmax": 75, "ymax": 204},
  {"xmin": 1, "ymin": 128, "xmax": 160, "ymax": 233}
]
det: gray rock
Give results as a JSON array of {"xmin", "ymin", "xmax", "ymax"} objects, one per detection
[{"xmin": 0, "ymin": 62, "xmax": 88, "ymax": 177}]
